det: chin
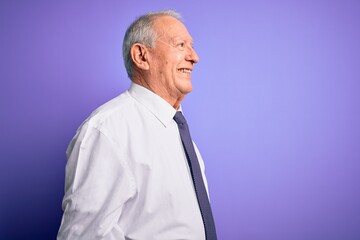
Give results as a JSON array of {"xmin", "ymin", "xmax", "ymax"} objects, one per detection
[
  {"xmin": 180, "ymin": 84, "xmax": 193, "ymax": 95},
  {"xmin": 175, "ymin": 79, "xmax": 193, "ymax": 96}
]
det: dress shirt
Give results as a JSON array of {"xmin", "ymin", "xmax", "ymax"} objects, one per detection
[{"xmin": 57, "ymin": 83, "xmax": 210, "ymax": 240}]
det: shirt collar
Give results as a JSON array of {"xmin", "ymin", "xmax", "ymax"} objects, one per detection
[{"xmin": 128, "ymin": 82, "xmax": 179, "ymax": 127}]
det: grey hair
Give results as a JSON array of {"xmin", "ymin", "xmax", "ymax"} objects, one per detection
[{"xmin": 122, "ymin": 10, "xmax": 182, "ymax": 79}]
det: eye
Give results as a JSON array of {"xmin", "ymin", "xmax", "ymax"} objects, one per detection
[{"xmin": 177, "ymin": 42, "xmax": 185, "ymax": 49}]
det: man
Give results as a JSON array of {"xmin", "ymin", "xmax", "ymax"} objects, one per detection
[{"xmin": 57, "ymin": 10, "xmax": 217, "ymax": 239}]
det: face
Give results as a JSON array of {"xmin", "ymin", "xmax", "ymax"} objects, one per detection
[{"xmin": 146, "ymin": 16, "xmax": 200, "ymax": 105}]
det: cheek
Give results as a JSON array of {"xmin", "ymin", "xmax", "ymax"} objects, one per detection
[{"xmin": 175, "ymin": 53, "xmax": 184, "ymax": 62}]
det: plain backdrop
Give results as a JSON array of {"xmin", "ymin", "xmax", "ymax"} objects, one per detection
[{"xmin": 1, "ymin": 1, "xmax": 360, "ymax": 239}]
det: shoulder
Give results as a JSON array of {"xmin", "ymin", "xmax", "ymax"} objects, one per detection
[
  {"xmin": 85, "ymin": 91, "xmax": 135, "ymax": 130},
  {"xmin": 70, "ymin": 90, "xmax": 142, "ymax": 142},
  {"xmin": 67, "ymin": 91, "xmax": 137, "ymax": 154}
]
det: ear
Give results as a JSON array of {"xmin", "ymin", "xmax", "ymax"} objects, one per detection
[{"xmin": 130, "ymin": 43, "xmax": 150, "ymax": 71}]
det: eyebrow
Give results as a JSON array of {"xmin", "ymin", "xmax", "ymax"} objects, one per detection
[{"xmin": 171, "ymin": 37, "xmax": 194, "ymax": 46}]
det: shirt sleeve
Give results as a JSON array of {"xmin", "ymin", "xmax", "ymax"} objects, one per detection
[{"xmin": 57, "ymin": 123, "xmax": 136, "ymax": 240}]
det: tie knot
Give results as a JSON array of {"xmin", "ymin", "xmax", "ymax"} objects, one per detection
[{"xmin": 173, "ymin": 111, "xmax": 187, "ymax": 125}]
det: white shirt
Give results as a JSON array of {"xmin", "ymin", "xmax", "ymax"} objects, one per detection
[{"xmin": 57, "ymin": 83, "xmax": 209, "ymax": 240}]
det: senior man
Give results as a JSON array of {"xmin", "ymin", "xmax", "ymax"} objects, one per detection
[{"xmin": 57, "ymin": 10, "xmax": 217, "ymax": 240}]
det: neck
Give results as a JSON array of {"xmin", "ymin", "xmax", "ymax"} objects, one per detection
[{"xmin": 131, "ymin": 77, "xmax": 185, "ymax": 109}]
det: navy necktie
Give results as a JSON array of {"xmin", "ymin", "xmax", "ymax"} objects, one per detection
[{"xmin": 173, "ymin": 111, "xmax": 217, "ymax": 240}]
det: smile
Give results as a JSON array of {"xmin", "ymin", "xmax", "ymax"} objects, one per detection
[{"xmin": 178, "ymin": 68, "xmax": 192, "ymax": 74}]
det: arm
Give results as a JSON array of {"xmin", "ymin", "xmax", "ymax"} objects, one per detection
[{"xmin": 57, "ymin": 124, "xmax": 136, "ymax": 240}]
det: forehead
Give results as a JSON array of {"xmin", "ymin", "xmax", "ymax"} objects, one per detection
[{"xmin": 152, "ymin": 16, "xmax": 192, "ymax": 40}]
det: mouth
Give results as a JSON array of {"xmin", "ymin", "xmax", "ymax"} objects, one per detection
[{"xmin": 177, "ymin": 68, "xmax": 192, "ymax": 74}]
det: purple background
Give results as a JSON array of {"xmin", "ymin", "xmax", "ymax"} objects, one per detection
[{"xmin": 1, "ymin": 1, "xmax": 360, "ymax": 239}]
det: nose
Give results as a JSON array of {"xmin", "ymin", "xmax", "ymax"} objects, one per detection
[{"xmin": 186, "ymin": 46, "xmax": 200, "ymax": 64}]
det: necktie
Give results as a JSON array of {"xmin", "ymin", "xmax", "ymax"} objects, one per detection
[{"xmin": 173, "ymin": 111, "xmax": 217, "ymax": 240}]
